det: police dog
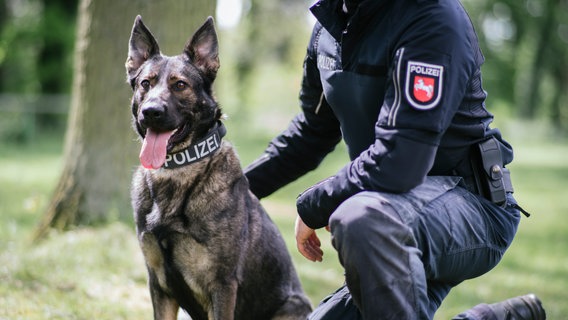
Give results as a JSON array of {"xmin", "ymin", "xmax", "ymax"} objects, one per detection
[{"xmin": 125, "ymin": 16, "xmax": 312, "ymax": 320}]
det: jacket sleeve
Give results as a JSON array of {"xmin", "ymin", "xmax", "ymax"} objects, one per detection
[
  {"xmin": 297, "ymin": 4, "xmax": 480, "ymax": 229},
  {"xmin": 245, "ymin": 24, "xmax": 342, "ymax": 199}
]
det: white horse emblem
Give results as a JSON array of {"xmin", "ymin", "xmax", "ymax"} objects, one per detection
[{"xmin": 414, "ymin": 78, "xmax": 434, "ymax": 100}]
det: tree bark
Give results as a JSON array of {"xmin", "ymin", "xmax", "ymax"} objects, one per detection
[{"xmin": 35, "ymin": 0, "xmax": 215, "ymax": 240}]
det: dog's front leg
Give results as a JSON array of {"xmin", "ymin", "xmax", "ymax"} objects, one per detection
[
  {"xmin": 152, "ymin": 296, "xmax": 179, "ymax": 320},
  {"xmin": 148, "ymin": 272, "xmax": 179, "ymax": 320},
  {"xmin": 209, "ymin": 280, "xmax": 238, "ymax": 320}
]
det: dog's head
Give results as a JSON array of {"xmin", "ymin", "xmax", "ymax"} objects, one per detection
[{"xmin": 126, "ymin": 16, "xmax": 222, "ymax": 169}]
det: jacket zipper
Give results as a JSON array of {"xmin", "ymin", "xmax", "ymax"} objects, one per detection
[{"xmin": 388, "ymin": 47, "xmax": 405, "ymax": 127}]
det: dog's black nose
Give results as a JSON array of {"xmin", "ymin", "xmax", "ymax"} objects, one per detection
[{"xmin": 141, "ymin": 105, "xmax": 166, "ymax": 122}]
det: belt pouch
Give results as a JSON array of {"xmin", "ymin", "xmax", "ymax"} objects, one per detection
[{"xmin": 469, "ymin": 137, "xmax": 507, "ymax": 206}]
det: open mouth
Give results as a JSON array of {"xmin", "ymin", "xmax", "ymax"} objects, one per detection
[
  {"xmin": 139, "ymin": 123, "xmax": 191, "ymax": 169},
  {"xmin": 166, "ymin": 124, "xmax": 191, "ymax": 151}
]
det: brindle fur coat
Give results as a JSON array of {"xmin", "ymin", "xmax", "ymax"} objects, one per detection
[{"xmin": 126, "ymin": 16, "xmax": 312, "ymax": 320}]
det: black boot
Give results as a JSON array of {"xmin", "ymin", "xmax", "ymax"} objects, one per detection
[
  {"xmin": 487, "ymin": 294, "xmax": 546, "ymax": 320},
  {"xmin": 452, "ymin": 294, "xmax": 546, "ymax": 320}
]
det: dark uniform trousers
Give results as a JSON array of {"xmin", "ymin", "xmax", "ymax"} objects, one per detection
[{"xmin": 308, "ymin": 176, "xmax": 521, "ymax": 320}]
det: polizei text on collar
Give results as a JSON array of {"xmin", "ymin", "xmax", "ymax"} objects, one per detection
[{"xmin": 163, "ymin": 129, "xmax": 222, "ymax": 169}]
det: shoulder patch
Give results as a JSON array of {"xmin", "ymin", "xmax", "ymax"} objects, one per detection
[{"xmin": 405, "ymin": 61, "xmax": 444, "ymax": 110}]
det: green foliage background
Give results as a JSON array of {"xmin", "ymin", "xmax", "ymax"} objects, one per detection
[
  {"xmin": 1, "ymin": 0, "xmax": 568, "ymax": 318},
  {"xmin": 1, "ymin": 121, "xmax": 568, "ymax": 319}
]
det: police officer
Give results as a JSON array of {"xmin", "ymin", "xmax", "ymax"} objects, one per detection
[{"xmin": 244, "ymin": 0, "xmax": 545, "ymax": 319}]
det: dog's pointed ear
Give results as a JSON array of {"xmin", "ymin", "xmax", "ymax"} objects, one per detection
[
  {"xmin": 184, "ymin": 16, "xmax": 219, "ymax": 80},
  {"xmin": 126, "ymin": 15, "xmax": 160, "ymax": 81}
]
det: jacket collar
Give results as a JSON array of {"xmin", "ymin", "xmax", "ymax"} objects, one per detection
[{"xmin": 310, "ymin": 0, "xmax": 389, "ymax": 41}]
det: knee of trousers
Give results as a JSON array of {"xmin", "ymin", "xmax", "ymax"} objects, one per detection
[{"xmin": 328, "ymin": 192, "xmax": 414, "ymax": 253}]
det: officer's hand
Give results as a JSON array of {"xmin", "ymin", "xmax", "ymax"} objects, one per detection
[{"xmin": 295, "ymin": 215, "xmax": 323, "ymax": 262}]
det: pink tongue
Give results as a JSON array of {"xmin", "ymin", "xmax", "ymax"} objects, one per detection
[{"xmin": 139, "ymin": 129, "xmax": 175, "ymax": 169}]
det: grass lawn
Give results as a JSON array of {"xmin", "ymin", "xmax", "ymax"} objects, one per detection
[{"xmin": 1, "ymin": 129, "xmax": 567, "ymax": 319}]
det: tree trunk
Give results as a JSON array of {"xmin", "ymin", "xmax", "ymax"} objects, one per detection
[{"xmin": 35, "ymin": 0, "xmax": 215, "ymax": 240}]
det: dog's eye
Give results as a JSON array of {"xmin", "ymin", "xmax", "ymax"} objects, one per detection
[
  {"xmin": 174, "ymin": 81, "xmax": 187, "ymax": 91},
  {"xmin": 140, "ymin": 80, "xmax": 150, "ymax": 90}
]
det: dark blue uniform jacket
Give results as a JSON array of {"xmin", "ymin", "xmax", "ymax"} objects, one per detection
[{"xmin": 244, "ymin": 0, "xmax": 514, "ymax": 229}]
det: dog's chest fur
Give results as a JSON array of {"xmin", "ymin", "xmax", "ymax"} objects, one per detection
[{"xmin": 131, "ymin": 145, "xmax": 247, "ymax": 310}]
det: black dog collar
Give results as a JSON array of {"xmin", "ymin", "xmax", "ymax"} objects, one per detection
[{"xmin": 162, "ymin": 122, "xmax": 227, "ymax": 169}]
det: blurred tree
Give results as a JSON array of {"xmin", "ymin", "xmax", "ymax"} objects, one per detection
[
  {"xmin": 36, "ymin": 0, "xmax": 77, "ymax": 94},
  {"xmin": 464, "ymin": 0, "xmax": 568, "ymax": 129},
  {"xmin": 34, "ymin": 0, "xmax": 216, "ymax": 239},
  {"xmin": 520, "ymin": 0, "xmax": 568, "ymax": 128},
  {"xmin": 0, "ymin": 0, "xmax": 76, "ymax": 95},
  {"xmin": 0, "ymin": 0, "xmax": 7, "ymax": 91},
  {"xmin": 0, "ymin": 0, "xmax": 77, "ymax": 141},
  {"xmin": 230, "ymin": 0, "xmax": 309, "ymax": 120},
  {"xmin": 0, "ymin": 0, "xmax": 43, "ymax": 94},
  {"xmin": 35, "ymin": 0, "xmax": 78, "ymax": 128}
]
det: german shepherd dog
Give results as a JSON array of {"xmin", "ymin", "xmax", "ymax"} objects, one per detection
[{"xmin": 125, "ymin": 16, "xmax": 312, "ymax": 320}]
